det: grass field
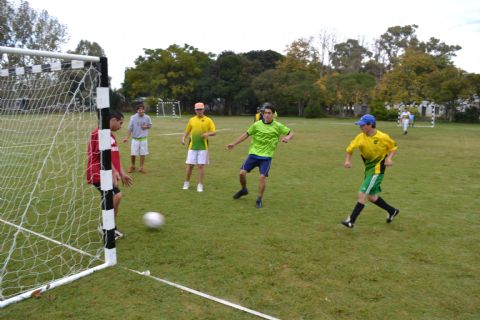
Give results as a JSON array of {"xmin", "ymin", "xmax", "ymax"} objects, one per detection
[{"xmin": 2, "ymin": 116, "xmax": 479, "ymax": 319}]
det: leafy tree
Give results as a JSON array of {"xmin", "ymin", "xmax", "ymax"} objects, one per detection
[
  {"xmin": 69, "ymin": 40, "xmax": 106, "ymax": 57},
  {"xmin": 376, "ymin": 49, "xmax": 437, "ymax": 104},
  {"xmin": 330, "ymin": 39, "xmax": 372, "ymax": 73},
  {"xmin": 465, "ymin": 73, "xmax": 480, "ymax": 96},
  {"xmin": 199, "ymin": 51, "xmax": 257, "ymax": 115},
  {"xmin": 242, "ymin": 50, "xmax": 283, "ymax": 73},
  {"xmin": 253, "ymin": 68, "xmax": 319, "ymax": 116},
  {"xmin": 418, "ymin": 37, "xmax": 461, "ymax": 68},
  {"xmin": 425, "ymin": 66, "xmax": 471, "ymax": 121},
  {"xmin": 320, "ymin": 72, "xmax": 376, "ymax": 111},
  {"xmin": 377, "ymin": 24, "xmax": 419, "ymax": 70},
  {"xmin": 1, "ymin": 0, "xmax": 68, "ymax": 65},
  {"xmin": 0, "ymin": 0, "xmax": 13, "ymax": 47},
  {"xmin": 123, "ymin": 44, "xmax": 213, "ymax": 108},
  {"xmin": 278, "ymin": 37, "xmax": 321, "ymax": 73},
  {"xmin": 110, "ymin": 88, "xmax": 128, "ymax": 111}
]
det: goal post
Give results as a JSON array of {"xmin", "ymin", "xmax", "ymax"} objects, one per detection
[
  {"xmin": 156, "ymin": 100, "xmax": 181, "ymax": 118},
  {"xmin": 0, "ymin": 46, "xmax": 116, "ymax": 307}
]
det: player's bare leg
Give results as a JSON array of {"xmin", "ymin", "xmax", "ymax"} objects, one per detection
[
  {"xmin": 256, "ymin": 175, "xmax": 266, "ymax": 208},
  {"xmin": 128, "ymin": 155, "xmax": 136, "ymax": 173},
  {"xmin": 139, "ymin": 155, "xmax": 146, "ymax": 173},
  {"xmin": 183, "ymin": 165, "xmax": 194, "ymax": 190},
  {"xmin": 233, "ymin": 170, "xmax": 249, "ymax": 199},
  {"xmin": 197, "ymin": 165, "xmax": 205, "ymax": 192}
]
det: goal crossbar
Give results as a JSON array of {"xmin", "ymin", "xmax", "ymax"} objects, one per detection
[{"xmin": 0, "ymin": 46, "xmax": 100, "ymax": 62}]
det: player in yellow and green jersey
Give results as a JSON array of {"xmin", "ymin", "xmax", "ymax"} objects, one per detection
[
  {"xmin": 341, "ymin": 114, "xmax": 400, "ymax": 228},
  {"xmin": 227, "ymin": 103, "xmax": 294, "ymax": 208},
  {"xmin": 181, "ymin": 102, "xmax": 216, "ymax": 192}
]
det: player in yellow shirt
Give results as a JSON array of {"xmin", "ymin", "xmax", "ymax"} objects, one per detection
[
  {"xmin": 341, "ymin": 114, "xmax": 400, "ymax": 228},
  {"xmin": 181, "ymin": 102, "xmax": 216, "ymax": 192}
]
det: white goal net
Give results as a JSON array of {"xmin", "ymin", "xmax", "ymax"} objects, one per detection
[
  {"xmin": 156, "ymin": 100, "xmax": 181, "ymax": 118},
  {"xmin": 0, "ymin": 47, "xmax": 112, "ymax": 307}
]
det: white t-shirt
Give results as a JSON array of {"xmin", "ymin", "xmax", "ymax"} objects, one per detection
[
  {"xmin": 128, "ymin": 113, "xmax": 152, "ymax": 138},
  {"xmin": 400, "ymin": 111, "xmax": 411, "ymax": 121}
]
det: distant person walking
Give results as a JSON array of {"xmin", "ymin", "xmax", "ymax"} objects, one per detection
[
  {"xmin": 181, "ymin": 102, "xmax": 216, "ymax": 192},
  {"xmin": 341, "ymin": 114, "xmax": 400, "ymax": 228},
  {"xmin": 123, "ymin": 104, "xmax": 152, "ymax": 173},
  {"xmin": 400, "ymin": 109, "xmax": 411, "ymax": 135}
]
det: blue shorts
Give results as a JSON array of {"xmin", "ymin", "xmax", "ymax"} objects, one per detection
[{"xmin": 240, "ymin": 154, "xmax": 272, "ymax": 177}]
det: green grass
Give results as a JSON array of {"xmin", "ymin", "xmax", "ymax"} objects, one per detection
[{"xmin": 2, "ymin": 116, "xmax": 479, "ymax": 319}]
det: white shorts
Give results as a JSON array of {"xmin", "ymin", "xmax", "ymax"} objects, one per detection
[
  {"xmin": 131, "ymin": 139, "xmax": 149, "ymax": 156},
  {"xmin": 186, "ymin": 150, "xmax": 209, "ymax": 165}
]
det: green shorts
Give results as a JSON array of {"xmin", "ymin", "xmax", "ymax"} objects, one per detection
[{"xmin": 359, "ymin": 174, "xmax": 384, "ymax": 195}]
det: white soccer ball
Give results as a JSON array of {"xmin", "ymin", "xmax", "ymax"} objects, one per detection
[{"xmin": 143, "ymin": 212, "xmax": 164, "ymax": 229}]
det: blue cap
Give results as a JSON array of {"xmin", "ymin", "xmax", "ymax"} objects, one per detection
[{"xmin": 355, "ymin": 114, "xmax": 376, "ymax": 126}]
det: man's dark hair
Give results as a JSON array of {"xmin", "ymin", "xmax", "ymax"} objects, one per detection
[
  {"xmin": 109, "ymin": 110, "xmax": 124, "ymax": 121},
  {"xmin": 137, "ymin": 104, "xmax": 145, "ymax": 110},
  {"xmin": 263, "ymin": 105, "xmax": 276, "ymax": 114}
]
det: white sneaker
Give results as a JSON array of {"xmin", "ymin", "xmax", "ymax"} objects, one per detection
[
  {"xmin": 197, "ymin": 184, "xmax": 203, "ymax": 192},
  {"xmin": 182, "ymin": 181, "xmax": 190, "ymax": 190},
  {"xmin": 114, "ymin": 229, "xmax": 124, "ymax": 240}
]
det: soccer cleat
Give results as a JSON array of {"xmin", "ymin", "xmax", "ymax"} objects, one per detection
[
  {"xmin": 197, "ymin": 184, "xmax": 203, "ymax": 192},
  {"xmin": 233, "ymin": 188, "xmax": 248, "ymax": 199},
  {"xmin": 139, "ymin": 167, "xmax": 146, "ymax": 173},
  {"xmin": 182, "ymin": 181, "xmax": 190, "ymax": 190},
  {"xmin": 128, "ymin": 166, "xmax": 136, "ymax": 173},
  {"xmin": 255, "ymin": 198, "xmax": 263, "ymax": 208},
  {"xmin": 386, "ymin": 209, "xmax": 400, "ymax": 223},
  {"xmin": 114, "ymin": 229, "xmax": 124, "ymax": 240},
  {"xmin": 341, "ymin": 220, "xmax": 354, "ymax": 228}
]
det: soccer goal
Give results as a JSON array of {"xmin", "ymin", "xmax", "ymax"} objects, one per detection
[
  {"xmin": 156, "ymin": 100, "xmax": 181, "ymax": 118},
  {"xmin": 0, "ymin": 46, "xmax": 116, "ymax": 307}
]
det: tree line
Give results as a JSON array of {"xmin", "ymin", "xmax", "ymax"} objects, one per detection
[{"xmin": 2, "ymin": 0, "xmax": 479, "ymax": 122}]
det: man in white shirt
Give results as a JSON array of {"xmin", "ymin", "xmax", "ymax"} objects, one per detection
[
  {"xmin": 123, "ymin": 105, "xmax": 152, "ymax": 173},
  {"xmin": 400, "ymin": 110, "xmax": 411, "ymax": 135}
]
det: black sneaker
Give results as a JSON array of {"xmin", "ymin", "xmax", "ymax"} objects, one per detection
[
  {"xmin": 233, "ymin": 188, "xmax": 248, "ymax": 199},
  {"xmin": 386, "ymin": 209, "xmax": 400, "ymax": 223},
  {"xmin": 255, "ymin": 198, "xmax": 263, "ymax": 208},
  {"xmin": 341, "ymin": 220, "xmax": 354, "ymax": 228}
]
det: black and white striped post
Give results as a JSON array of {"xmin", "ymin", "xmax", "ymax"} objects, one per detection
[
  {"xmin": 96, "ymin": 57, "xmax": 117, "ymax": 266},
  {"xmin": 0, "ymin": 46, "xmax": 116, "ymax": 307}
]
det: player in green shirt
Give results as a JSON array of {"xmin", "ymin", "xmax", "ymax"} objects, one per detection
[
  {"xmin": 227, "ymin": 103, "xmax": 294, "ymax": 208},
  {"xmin": 341, "ymin": 114, "xmax": 400, "ymax": 228}
]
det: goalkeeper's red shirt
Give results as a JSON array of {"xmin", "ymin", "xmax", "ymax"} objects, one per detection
[{"xmin": 86, "ymin": 128, "xmax": 121, "ymax": 184}]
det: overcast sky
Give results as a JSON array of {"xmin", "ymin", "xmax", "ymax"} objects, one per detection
[{"xmin": 26, "ymin": 0, "xmax": 480, "ymax": 89}]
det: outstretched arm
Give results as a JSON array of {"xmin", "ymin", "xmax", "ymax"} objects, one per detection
[
  {"xmin": 385, "ymin": 149, "xmax": 397, "ymax": 166},
  {"xmin": 227, "ymin": 132, "xmax": 249, "ymax": 150},
  {"xmin": 344, "ymin": 153, "xmax": 353, "ymax": 168},
  {"xmin": 181, "ymin": 132, "xmax": 189, "ymax": 145},
  {"xmin": 123, "ymin": 130, "xmax": 131, "ymax": 143},
  {"xmin": 281, "ymin": 131, "xmax": 294, "ymax": 143},
  {"xmin": 119, "ymin": 167, "xmax": 133, "ymax": 187}
]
